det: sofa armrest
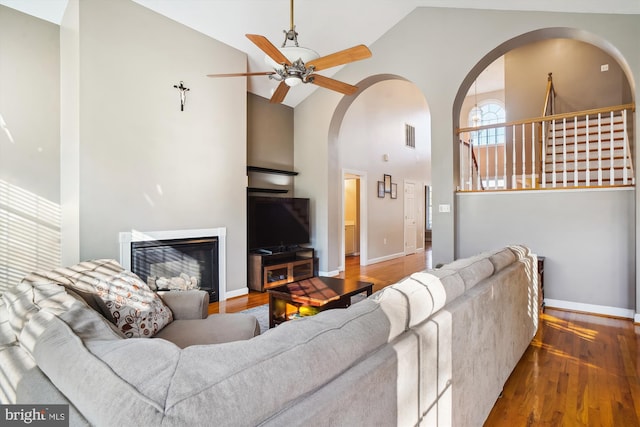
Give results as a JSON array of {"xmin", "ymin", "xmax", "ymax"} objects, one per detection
[{"xmin": 158, "ymin": 290, "xmax": 209, "ymax": 320}]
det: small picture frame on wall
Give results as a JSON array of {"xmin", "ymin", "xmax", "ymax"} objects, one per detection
[
  {"xmin": 377, "ymin": 181, "xmax": 385, "ymax": 198},
  {"xmin": 384, "ymin": 174, "xmax": 392, "ymax": 193},
  {"xmin": 391, "ymin": 183, "xmax": 398, "ymax": 199}
]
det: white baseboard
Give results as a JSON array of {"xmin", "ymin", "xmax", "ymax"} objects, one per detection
[
  {"xmin": 319, "ymin": 269, "xmax": 340, "ymax": 277},
  {"xmin": 545, "ymin": 298, "xmax": 635, "ymax": 320},
  {"xmin": 224, "ymin": 287, "xmax": 248, "ymax": 300},
  {"xmin": 367, "ymin": 252, "xmax": 406, "ymax": 266}
]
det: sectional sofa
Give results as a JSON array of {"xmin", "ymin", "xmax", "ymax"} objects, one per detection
[{"xmin": 0, "ymin": 245, "xmax": 538, "ymax": 426}]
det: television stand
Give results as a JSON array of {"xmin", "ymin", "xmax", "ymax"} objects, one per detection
[{"xmin": 248, "ymin": 247, "xmax": 314, "ymax": 292}]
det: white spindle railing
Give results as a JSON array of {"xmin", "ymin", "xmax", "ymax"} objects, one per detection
[
  {"xmin": 551, "ymin": 120, "xmax": 557, "ymax": 187},
  {"xmin": 610, "ymin": 111, "xmax": 615, "ymax": 186},
  {"xmin": 457, "ymin": 104, "xmax": 634, "ymax": 191},
  {"xmin": 597, "ymin": 114, "xmax": 603, "ymax": 186},
  {"xmin": 511, "ymin": 125, "xmax": 516, "ymax": 187},
  {"xmin": 541, "ymin": 121, "xmax": 547, "ymax": 188},
  {"xmin": 585, "ymin": 115, "xmax": 591, "ymax": 186},
  {"xmin": 564, "ymin": 118, "xmax": 569, "ymax": 186},
  {"xmin": 573, "ymin": 116, "xmax": 578, "ymax": 186}
]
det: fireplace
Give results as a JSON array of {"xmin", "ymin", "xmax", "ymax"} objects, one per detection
[
  {"xmin": 119, "ymin": 228, "xmax": 226, "ymax": 302},
  {"xmin": 131, "ymin": 237, "xmax": 218, "ymax": 302}
]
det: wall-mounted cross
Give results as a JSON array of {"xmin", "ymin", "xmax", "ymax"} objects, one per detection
[{"xmin": 173, "ymin": 81, "xmax": 190, "ymax": 111}]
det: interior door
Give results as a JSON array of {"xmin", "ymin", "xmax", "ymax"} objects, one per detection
[{"xmin": 404, "ymin": 181, "xmax": 417, "ymax": 254}]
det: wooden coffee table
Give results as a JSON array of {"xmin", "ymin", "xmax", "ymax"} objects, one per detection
[{"xmin": 267, "ymin": 276, "xmax": 373, "ymax": 328}]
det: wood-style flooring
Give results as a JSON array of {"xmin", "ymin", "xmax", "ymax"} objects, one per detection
[
  {"xmin": 208, "ymin": 248, "xmax": 432, "ymax": 314},
  {"xmin": 209, "ymin": 247, "xmax": 640, "ymax": 425},
  {"xmin": 485, "ymin": 308, "xmax": 640, "ymax": 426}
]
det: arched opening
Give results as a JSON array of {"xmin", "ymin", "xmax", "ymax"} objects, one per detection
[
  {"xmin": 452, "ymin": 27, "xmax": 636, "ymax": 318},
  {"xmin": 453, "ymin": 28, "xmax": 636, "ymax": 191},
  {"xmin": 327, "ymin": 75, "xmax": 431, "ymax": 270}
]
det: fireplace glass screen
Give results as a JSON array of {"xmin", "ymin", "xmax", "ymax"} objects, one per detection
[{"xmin": 131, "ymin": 237, "xmax": 218, "ymax": 302}]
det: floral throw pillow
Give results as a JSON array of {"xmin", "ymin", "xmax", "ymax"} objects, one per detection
[{"xmin": 91, "ymin": 270, "xmax": 174, "ymax": 338}]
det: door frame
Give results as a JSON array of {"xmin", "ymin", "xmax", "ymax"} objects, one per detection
[
  {"xmin": 403, "ymin": 179, "xmax": 421, "ymax": 255},
  {"xmin": 341, "ymin": 169, "xmax": 368, "ymax": 270}
]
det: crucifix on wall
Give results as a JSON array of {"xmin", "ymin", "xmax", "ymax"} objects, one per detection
[{"xmin": 173, "ymin": 81, "xmax": 190, "ymax": 111}]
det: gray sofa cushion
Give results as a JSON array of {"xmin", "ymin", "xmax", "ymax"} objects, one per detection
[
  {"xmin": 374, "ymin": 272, "xmax": 447, "ymax": 330},
  {"xmin": 154, "ymin": 313, "xmax": 260, "ymax": 348},
  {"xmin": 428, "ymin": 269, "xmax": 466, "ymax": 304},
  {"xmin": 157, "ymin": 290, "xmax": 209, "ymax": 320},
  {"xmin": 444, "ymin": 255, "xmax": 494, "ymax": 290},
  {"xmin": 489, "ymin": 248, "xmax": 517, "ymax": 272}
]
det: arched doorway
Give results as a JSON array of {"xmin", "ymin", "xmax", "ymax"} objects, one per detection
[
  {"xmin": 328, "ymin": 75, "xmax": 431, "ymax": 270},
  {"xmin": 452, "ymin": 27, "xmax": 637, "ymax": 318}
]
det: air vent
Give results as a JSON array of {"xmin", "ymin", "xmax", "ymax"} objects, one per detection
[{"xmin": 405, "ymin": 123, "xmax": 416, "ymax": 148}]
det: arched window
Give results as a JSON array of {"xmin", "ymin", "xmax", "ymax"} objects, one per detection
[{"xmin": 468, "ymin": 101, "xmax": 506, "ymax": 146}]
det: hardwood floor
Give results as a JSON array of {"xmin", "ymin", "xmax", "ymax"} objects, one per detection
[
  {"xmin": 485, "ymin": 308, "xmax": 640, "ymax": 426},
  {"xmin": 209, "ymin": 246, "xmax": 640, "ymax": 425},
  {"xmin": 208, "ymin": 246, "xmax": 432, "ymax": 314}
]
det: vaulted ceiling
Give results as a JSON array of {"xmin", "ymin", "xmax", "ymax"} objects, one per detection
[{"xmin": 1, "ymin": 0, "xmax": 638, "ymax": 107}]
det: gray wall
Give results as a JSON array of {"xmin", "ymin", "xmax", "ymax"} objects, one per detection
[
  {"xmin": 457, "ymin": 189, "xmax": 635, "ymax": 312},
  {"xmin": 506, "ymin": 38, "xmax": 631, "ymax": 120},
  {"xmin": 247, "ymin": 93, "xmax": 295, "ymax": 194},
  {"xmin": 0, "ymin": 6, "xmax": 60, "ymax": 202},
  {"xmin": 61, "ymin": 0, "xmax": 249, "ymax": 295},
  {"xmin": 0, "ymin": 5, "xmax": 61, "ymax": 291},
  {"xmin": 247, "ymin": 93, "xmax": 293, "ymax": 170},
  {"xmin": 293, "ymin": 8, "xmax": 639, "ymax": 315}
]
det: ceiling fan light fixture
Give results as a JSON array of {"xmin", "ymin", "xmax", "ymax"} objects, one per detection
[
  {"xmin": 264, "ymin": 46, "xmax": 319, "ymax": 70},
  {"xmin": 284, "ymin": 76, "xmax": 303, "ymax": 87}
]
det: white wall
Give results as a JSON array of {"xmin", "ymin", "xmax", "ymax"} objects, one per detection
[
  {"xmin": 61, "ymin": 0, "xmax": 249, "ymax": 294},
  {"xmin": 294, "ymin": 7, "xmax": 639, "ymax": 314}
]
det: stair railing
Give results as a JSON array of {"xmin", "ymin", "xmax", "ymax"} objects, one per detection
[
  {"xmin": 457, "ymin": 103, "xmax": 635, "ymax": 191},
  {"xmin": 542, "ymin": 72, "xmax": 556, "ymax": 117},
  {"xmin": 459, "ymin": 139, "xmax": 485, "ymax": 190},
  {"xmin": 540, "ymin": 73, "xmax": 556, "ymax": 187},
  {"xmin": 621, "ymin": 108, "xmax": 635, "ymax": 184}
]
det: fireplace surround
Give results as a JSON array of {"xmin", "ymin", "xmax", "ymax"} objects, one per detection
[{"xmin": 119, "ymin": 228, "xmax": 227, "ymax": 301}]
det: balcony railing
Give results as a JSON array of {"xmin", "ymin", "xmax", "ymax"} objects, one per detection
[{"xmin": 457, "ymin": 103, "xmax": 635, "ymax": 191}]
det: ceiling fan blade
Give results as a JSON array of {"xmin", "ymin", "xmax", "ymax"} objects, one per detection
[
  {"xmin": 306, "ymin": 45, "xmax": 372, "ymax": 72},
  {"xmin": 246, "ymin": 34, "xmax": 291, "ymax": 66},
  {"xmin": 207, "ymin": 71, "xmax": 276, "ymax": 78},
  {"xmin": 310, "ymin": 74, "xmax": 358, "ymax": 96},
  {"xmin": 270, "ymin": 81, "xmax": 290, "ymax": 104}
]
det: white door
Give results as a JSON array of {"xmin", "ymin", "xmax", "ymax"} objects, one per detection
[{"xmin": 404, "ymin": 181, "xmax": 417, "ymax": 254}]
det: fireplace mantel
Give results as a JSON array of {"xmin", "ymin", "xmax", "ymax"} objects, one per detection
[{"xmin": 119, "ymin": 228, "xmax": 227, "ymax": 301}]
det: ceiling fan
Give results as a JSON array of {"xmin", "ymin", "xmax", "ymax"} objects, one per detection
[{"xmin": 207, "ymin": 0, "xmax": 372, "ymax": 104}]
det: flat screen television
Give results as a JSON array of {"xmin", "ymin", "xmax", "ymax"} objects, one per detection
[{"xmin": 247, "ymin": 196, "xmax": 310, "ymax": 251}]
